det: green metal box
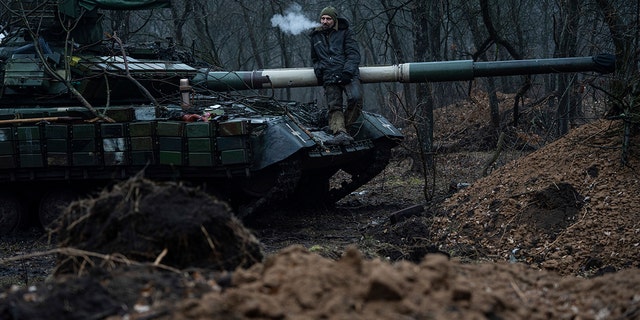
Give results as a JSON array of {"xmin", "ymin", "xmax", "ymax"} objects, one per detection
[
  {"xmin": 159, "ymin": 137, "xmax": 183, "ymax": 151},
  {"xmin": 159, "ymin": 151, "xmax": 183, "ymax": 165},
  {"xmin": 219, "ymin": 120, "xmax": 249, "ymax": 136},
  {"xmin": 188, "ymin": 153, "xmax": 214, "ymax": 166},
  {"xmin": 72, "ymin": 152, "xmax": 100, "ymax": 166},
  {"xmin": 45, "ymin": 125, "xmax": 69, "ymax": 139},
  {"xmin": 188, "ymin": 138, "xmax": 212, "ymax": 152},
  {"xmin": 72, "ymin": 124, "xmax": 96, "ymax": 138},
  {"xmin": 18, "ymin": 140, "xmax": 42, "ymax": 153},
  {"xmin": 0, "ymin": 128, "xmax": 13, "ymax": 142},
  {"xmin": 217, "ymin": 136, "xmax": 247, "ymax": 151},
  {"xmin": 0, "ymin": 141, "xmax": 14, "ymax": 155},
  {"xmin": 104, "ymin": 152, "xmax": 128, "ymax": 166},
  {"xmin": 72, "ymin": 139, "xmax": 96, "ymax": 152},
  {"xmin": 130, "ymin": 137, "xmax": 155, "ymax": 151},
  {"xmin": 220, "ymin": 149, "xmax": 250, "ymax": 165},
  {"xmin": 131, "ymin": 151, "xmax": 156, "ymax": 165},
  {"xmin": 0, "ymin": 155, "xmax": 16, "ymax": 168},
  {"xmin": 3, "ymin": 55, "xmax": 49, "ymax": 88},
  {"xmin": 186, "ymin": 122, "xmax": 212, "ymax": 137},
  {"xmin": 129, "ymin": 122, "xmax": 155, "ymax": 137},
  {"xmin": 102, "ymin": 138, "xmax": 126, "ymax": 152},
  {"xmin": 20, "ymin": 154, "xmax": 44, "ymax": 167},
  {"xmin": 101, "ymin": 123, "xmax": 126, "ymax": 138},
  {"xmin": 46, "ymin": 139, "xmax": 68, "ymax": 153},
  {"xmin": 17, "ymin": 126, "xmax": 41, "ymax": 140},
  {"xmin": 47, "ymin": 153, "xmax": 68, "ymax": 166},
  {"xmin": 105, "ymin": 108, "xmax": 135, "ymax": 122},
  {"xmin": 189, "ymin": 152, "xmax": 214, "ymax": 167},
  {"xmin": 157, "ymin": 122, "xmax": 185, "ymax": 137}
]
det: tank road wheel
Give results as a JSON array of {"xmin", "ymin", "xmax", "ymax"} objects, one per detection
[
  {"xmin": 39, "ymin": 189, "xmax": 78, "ymax": 231},
  {"xmin": 238, "ymin": 157, "xmax": 302, "ymax": 219},
  {"xmin": 329, "ymin": 141, "xmax": 394, "ymax": 202},
  {"xmin": 292, "ymin": 169, "xmax": 337, "ymax": 206},
  {"xmin": 0, "ymin": 192, "xmax": 24, "ymax": 236}
]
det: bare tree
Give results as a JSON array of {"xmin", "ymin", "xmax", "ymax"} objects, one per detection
[
  {"xmin": 554, "ymin": 0, "xmax": 581, "ymax": 135},
  {"xmin": 594, "ymin": 0, "xmax": 640, "ymax": 164}
]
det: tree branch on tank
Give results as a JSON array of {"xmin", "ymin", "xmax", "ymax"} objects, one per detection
[
  {"xmin": 5, "ymin": 1, "xmax": 114, "ymax": 122},
  {"xmin": 106, "ymin": 32, "xmax": 164, "ymax": 113}
]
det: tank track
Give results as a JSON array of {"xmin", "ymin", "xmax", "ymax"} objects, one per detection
[
  {"xmin": 329, "ymin": 141, "xmax": 394, "ymax": 202},
  {"xmin": 237, "ymin": 156, "xmax": 302, "ymax": 219}
]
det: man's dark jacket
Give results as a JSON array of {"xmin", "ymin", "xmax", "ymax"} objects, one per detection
[{"xmin": 310, "ymin": 17, "xmax": 360, "ymax": 85}]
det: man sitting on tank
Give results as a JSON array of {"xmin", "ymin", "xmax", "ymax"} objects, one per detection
[{"xmin": 310, "ymin": 6, "xmax": 363, "ymax": 145}]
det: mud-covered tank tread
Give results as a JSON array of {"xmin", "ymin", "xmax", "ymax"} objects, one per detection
[
  {"xmin": 329, "ymin": 141, "xmax": 394, "ymax": 202},
  {"xmin": 238, "ymin": 156, "xmax": 302, "ymax": 218},
  {"xmin": 0, "ymin": 192, "xmax": 24, "ymax": 235}
]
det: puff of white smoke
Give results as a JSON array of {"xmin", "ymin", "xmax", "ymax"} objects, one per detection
[{"xmin": 271, "ymin": 3, "xmax": 319, "ymax": 35}]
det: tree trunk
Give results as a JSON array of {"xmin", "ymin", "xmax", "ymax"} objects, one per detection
[
  {"xmin": 594, "ymin": 0, "xmax": 640, "ymax": 165},
  {"xmin": 554, "ymin": 0, "xmax": 580, "ymax": 135}
]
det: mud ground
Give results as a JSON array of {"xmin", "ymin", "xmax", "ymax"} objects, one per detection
[{"xmin": 1, "ymin": 91, "xmax": 639, "ymax": 319}]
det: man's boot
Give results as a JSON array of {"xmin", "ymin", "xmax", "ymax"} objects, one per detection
[
  {"xmin": 326, "ymin": 111, "xmax": 354, "ymax": 145},
  {"xmin": 345, "ymin": 102, "xmax": 362, "ymax": 127},
  {"xmin": 328, "ymin": 110, "xmax": 346, "ymax": 134}
]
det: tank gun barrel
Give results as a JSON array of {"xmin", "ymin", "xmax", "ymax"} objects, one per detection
[{"xmin": 194, "ymin": 54, "xmax": 615, "ymax": 92}]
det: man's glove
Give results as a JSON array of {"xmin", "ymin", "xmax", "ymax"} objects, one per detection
[{"xmin": 338, "ymin": 72, "xmax": 352, "ymax": 85}]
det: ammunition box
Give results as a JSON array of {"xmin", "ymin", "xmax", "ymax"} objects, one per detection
[
  {"xmin": 159, "ymin": 151, "xmax": 183, "ymax": 165},
  {"xmin": 131, "ymin": 151, "xmax": 155, "ymax": 165},
  {"xmin": 157, "ymin": 122, "xmax": 184, "ymax": 137},
  {"xmin": 72, "ymin": 124, "xmax": 96, "ymax": 138},
  {"xmin": 129, "ymin": 122, "xmax": 155, "ymax": 137},
  {"xmin": 20, "ymin": 154, "xmax": 44, "ymax": 167},
  {"xmin": 130, "ymin": 137, "xmax": 155, "ymax": 150},
  {"xmin": 220, "ymin": 149, "xmax": 250, "ymax": 165},
  {"xmin": 0, "ymin": 128, "xmax": 14, "ymax": 142},
  {"xmin": 0, "ymin": 141, "xmax": 14, "ymax": 155},
  {"xmin": 159, "ymin": 137, "xmax": 183, "ymax": 151},
  {"xmin": 103, "ymin": 138, "xmax": 126, "ymax": 152},
  {"xmin": 188, "ymin": 138, "xmax": 212, "ymax": 152},
  {"xmin": 47, "ymin": 153, "xmax": 68, "ymax": 166},
  {"xmin": 72, "ymin": 139, "xmax": 96, "ymax": 152},
  {"xmin": 188, "ymin": 153, "xmax": 214, "ymax": 166},
  {"xmin": 0, "ymin": 155, "xmax": 16, "ymax": 168},
  {"xmin": 3, "ymin": 55, "xmax": 49, "ymax": 88},
  {"xmin": 217, "ymin": 136, "xmax": 247, "ymax": 151},
  {"xmin": 72, "ymin": 152, "xmax": 100, "ymax": 166},
  {"xmin": 46, "ymin": 139, "xmax": 68, "ymax": 153},
  {"xmin": 219, "ymin": 120, "xmax": 249, "ymax": 136},
  {"xmin": 104, "ymin": 151, "xmax": 128, "ymax": 166},
  {"xmin": 101, "ymin": 123, "xmax": 126, "ymax": 138},
  {"xmin": 18, "ymin": 140, "xmax": 42, "ymax": 153},
  {"xmin": 17, "ymin": 126, "xmax": 40, "ymax": 140},
  {"xmin": 186, "ymin": 122, "xmax": 212, "ymax": 137},
  {"xmin": 45, "ymin": 125, "xmax": 69, "ymax": 139},
  {"xmin": 105, "ymin": 108, "xmax": 135, "ymax": 122}
]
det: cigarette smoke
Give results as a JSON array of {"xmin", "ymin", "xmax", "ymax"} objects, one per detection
[{"xmin": 271, "ymin": 3, "xmax": 319, "ymax": 35}]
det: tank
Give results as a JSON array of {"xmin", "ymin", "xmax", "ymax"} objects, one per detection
[{"xmin": 0, "ymin": 1, "xmax": 615, "ymax": 234}]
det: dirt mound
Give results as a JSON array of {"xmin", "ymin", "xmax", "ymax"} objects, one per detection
[
  {"xmin": 2, "ymin": 246, "xmax": 639, "ymax": 319},
  {"xmin": 53, "ymin": 176, "xmax": 263, "ymax": 274},
  {"xmin": 431, "ymin": 119, "xmax": 640, "ymax": 275}
]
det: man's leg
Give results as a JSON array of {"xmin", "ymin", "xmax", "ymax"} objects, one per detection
[
  {"xmin": 325, "ymin": 85, "xmax": 346, "ymax": 134},
  {"xmin": 344, "ymin": 78, "xmax": 363, "ymax": 127}
]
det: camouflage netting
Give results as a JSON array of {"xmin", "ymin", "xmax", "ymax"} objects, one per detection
[{"xmin": 53, "ymin": 176, "xmax": 263, "ymax": 274}]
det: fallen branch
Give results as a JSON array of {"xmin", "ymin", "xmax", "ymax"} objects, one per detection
[{"xmin": 0, "ymin": 247, "xmax": 181, "ymax": 274}]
